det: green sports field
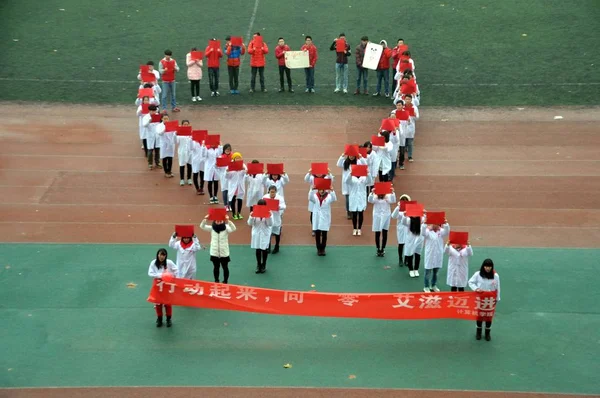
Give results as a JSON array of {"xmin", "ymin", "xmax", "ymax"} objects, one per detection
[{"xmin": 0, "ymin": 0, "xmax": 599, "ymax": 106}]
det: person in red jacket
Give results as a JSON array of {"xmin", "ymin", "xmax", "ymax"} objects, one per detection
[
  {"xmin": 301, "ymin": 36, "xmax": 318, "ymax": 93},
  {"xmin": 205, "ymin": 38, "xmax": 223, "ymax": 97},
  {"xmin": 374, "ymin": 40, "xmax": 393, "ymax": 97},
  {"xmin": 391, "ymin": 39, "xmax": 409, "ymax": 94},
  {"xmin": 225, "ymin": 35, "xmax": 246, "ymax": 95},
  {"xmin": 275, "ymin": 37, "xmax": 293, "ymax": 93},
  {"xmin": 158, "ymin": 49, "xmax": 181, "ymax": 112},
  {"xmin": 248, "ymin": 32, "xmax": 269, "ymax": 93}
]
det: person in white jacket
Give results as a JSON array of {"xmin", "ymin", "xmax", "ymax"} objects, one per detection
[
  {"xmin": 446, "ymin": 243, "xmax": 473, "ymax": 292},
  {"xmin": 248, "ymin": 199, "xmax": 274, "ymax": 274},
  {"xmin": 404, "ymin": 94, "xmax": 419, "ymax": 162},
  {"xmin": 148, "ymin": 248, "xmax": 178, "ymax": 327},
  {"xmin": 245, "ymin": 160, "xmax": 265, "ymax": 211},
  {"xmin": 136, "ymin": 95, "xmax": 154, "ymax": 150},
  {"xmin": 264, "ymin": 172, "xmax": 290, "ymax": 200},
  {"xmin": 142, "ymin": 105, "xmax": 162, "ymax": 170},
  {"xmin": 157, "ymin": 115, "xmax": 176, "ymax": 178},
  {"xmin": 469, "ymin": 259, "xmax": 501, "ymax": 341},
  {"xmin": 168, "ymin": 231, "xmax": 202, "ymax": 279},
  {"xmin": 190, "ymin": 137, "xmax": 207, "ymax": 195},
  {"xmin": 204, "ymin": 144, "xmax": 224, "ymax": 204},
  {"xmin": 309, "ymin": 187, "xmax": 337, "ymax": 256},
  {"xmin": 226, "ymin": 152, "xmax": 247, "ymax": 219},
  {"xmin": 337, "ymin": 153, "xmax": 367, "ymax": 219},
  {"xmin": 371, "ymin": 131, "xmax": 394, "ymax": 182},
  {"xmin": 345, "ymin": 171, "xmax": 371, "ymax": 236},
  {"xmin": 263, "ymin": 186, "xmax": 287, "ymax": 254},
  {"xmin": 304, "ymin": 168, "xmax": 334, "ymax": 236},
  {"xmin": 421, "ymin": 219, "xmax": 450, "ymax": 292},
  {"xmin": 400, "ymin": 213, "xmax": 425, "ymax": 277},
  {"xmin": 391, "ymin": 194, "xmax": 411, "ymax": 266},
  {"xmin": 369, "ymin": 188, "xmax": 396, "ymax": 256},
  {"xmin": 177, "ymin": 120, "xmax": 193, "ymax": 186},
  {"xmin": 199, "ymin": 215, "xmax": 236, "ymax": 283}
]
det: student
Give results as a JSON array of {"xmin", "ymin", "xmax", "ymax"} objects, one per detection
[
  {"xmin": 248, "ymin": 199, "xmax": 274, "ymax": 273},
  {"xmin": 186, "ymin": 47, "xmax": 203, "ymax": 102},
  {"xmin": 159, "ymin": 49, "xmax": 181, "ymax": 112},
  {"xmin": 391, "ymin": 194, "xmax": 411, "ymax": 267},
  {"xmin": 248, "ymin": 32, "xmax": 269, "ymax": 93},
  {"xmin": 404, "ymin": 94, "xmax": 419, "ymax": 162},
  {"xmin": 136, "ymin": 96, "xmax": 151, "ymax": 151},
  {"xmin": 468, "ymin": 259, "xmax": 501, "ymax": 341},
  {"xmin": 137, "ymin": 61, "xmax": 161, "ymax": 91},
  {"xmin": 168, "ymin": 230, "xmax": 201, "ymax": 279},
  {"xmin": 369, "ymin": 187, "xmax": 396, "ymax": 256},
  {"xmin": 309, "ymin": 184, "xmax": 337, "ymax": 256},
  {"xmin": 177, "ymin": 119, "xmax": 193, "ymax": 186},
  {"xmin": 143, "ymin": 106, "xmax": 162, "ymax": 170},
  {"xmin": 226, "ymin": 152, "xmax": 247, "ymax": 219},
  {"xmin": 421, "ymin": 217, "xmax": 451, "ymax": 292},
  {"xmin": 190, "ymin": 134, "xmax": 207, "ymax": 195},
  {"xmin": 387, "ymin": 128, "xmax": 401, "ymax": 181},
  {"xmin": 373, "ymin": 40, "xmax": 392, "ymax": 97},
  {"xmin": 345, "ymin": 169, "xmax": 371, "ymax": 236},
  {"xmin": 330, "ymin": 33, "xmax": 351, "ymax": 93},
  {"xmin": 446, "ymin": 242, "xmax": 473, "ymax": 292},
  {"xmin": 362, "ymin": 142, "xmax": 375, "ymax": 194},
  {"xmin": 305, "ymin": 167, "xmax": 334, "ymax": 236},
  {"xmin": 148, "ymin": 248, "xmax": 178, "ymax": 327},
  {"xmin": 301, "ymin": 36, "xmax": 318, "ymax": 93},
  {"xmin": 391, "ymin": 100, "xmax": 409, "ymax": 170},
  {"xmin": 263, "ymin": 185, "xmax": 286, "ymax": 254},
  {"xmin": 337, "ymin": 152, "xmax": 367, "ymax": 219},
  {"xmin": 371, "ymin": 131, "xmax": 394, "ymax": 182},
  {"xmin": 205, "ymin": 142, "xmax": 224, "ymax": 204},
  {"xmin": 205, "ymin": 38, "xmax": 223, "ymax": 97},
  {"xmin": 391, "ymin": 39, "xmax": 408, "ymax": 94},
  {"xmin": 199, "ymin": 214, "xmax": 236, "ymax": 283},
  {"xmin": 264, "ymin": 171, "xmax": 289, "ymax": 200},
  {"xmin": 135, "ymin": 84, "xmax": 160, "ymax": 107},
  {"xmin": 157, "ymin": 114, "xmax": 176, "ymax": 178},
  {"xmin": 225, "ymin": 35, "xmax": 246, "ymax": 94},
  {"xmin": 275, "ymin": 38, "xmax": 293, "ymax": 92},
  {"xmin": 401, "ymin": 213, "xmax": 424, "ymax": 277},
  {"xmin": 218, "ymin": 144, "xmax": 233, "ymax": 208},
  {"xmin": 245, "ymin": 160, "xmax": 265, "ymax": 211},
  {"xmin": 354, "ymin": 36, "xmax": 369, "ymax": 95}
]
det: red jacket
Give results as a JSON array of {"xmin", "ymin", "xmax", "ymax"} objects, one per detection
[
  {"xmin": 391, "ymin": 44, "xmax": 408, "ymax": 68},
  {"xmin": 275, "ymin": 45, "xmax": 290, "ymax": 66},
  {"xmin": 300, "ymin": 44, "xmax": 318, "ymax": 67},
  {"xmin": 160, "ymin": 59, "xmax": 176, "ymax": 82},
  {"xmin": 377, "ymin": 47, "xmax": 392, "ymax": 70},
  {"xmin": 248, "ymin": 41, "xmax": 269, "ymax": 67},
  {"xmin": 226, "ymin": 43, "xmax": 246, "ymax": 67},
  {"xmin": 204, "ymin": 46, "xmax": 223, "ymax": 68}
]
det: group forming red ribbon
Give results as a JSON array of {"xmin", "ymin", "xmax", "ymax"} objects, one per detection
[{"xmin": 147, "ymin": 276, "xmax": 497, "ymax": 321}]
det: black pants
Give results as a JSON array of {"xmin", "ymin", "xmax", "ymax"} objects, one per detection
[
  {"xmin": 404, "ymin": 253, "xmax": 421, "ymax": 270},
  {"xmin": 450, "ymin": 287, "xmax": 465, "ymax": 292},
  {"xmin": 193, "ymin": 171, "xmax": 205, "ymax": 190},
  {"xmin": 397, "ymin": 243, "xmax": 404, "ymax": 262},
  {"xmin": 162, "ymin": 157, "xmax": 173, "ymax": 174},
  {"xmin": 352, "ymin": 211, "xmax": 364, "ymax": 229},
  {"xmin": 229, "ymin": 197, "xmax": 243, "ymax": 215},
  {"xmin": 208, "ymin": 68, "xmax": 220, "ymax": 92},
  {"xmin": 211, "ymin": 257, "xmax": 230, "ymax": 283},
  {"xmin": 315, "ymin": 230, "xmax": 328, "ymax": 251},
  {"xmin": 179, "ymin": 164, "xmax": 192, "ymax": 180},
  {"xmin": 375, "ymin": 230, "xmax": 388, "ymax": 250},
  {"xmin": 190, "ymin": 80, "xmax": 200, "ymax": 97},
  {"xmin": 269, "ymin": 229, "xmax": 282, "ymax": 249},
  {"xmin": 278, "ymin": 65, "xmax": 292, "ymax": 89},
  {"xmin": 398, "ymin": 146, "xmax": 405, "ymax": 167},
  {"xmin": 147, "ymin": 148, "xmax": 160, "ymax": 165},
  {"xmin": 378, "ymin": 170, "xmax": 389, "ymax": 182},
  {"xmin": 255, "ymin": 249, "xmax": 268, "ymax": 266},
  {"xmin": 208, "ymin": 180, "xmax": 219, "ymax": 197},
  {"xmin": 251, "ymin": 66, "xmax": 265, "ymax": 90},
  {"xmin": 476, "ymin": 320, "xmax": 492, "ymax": 328},
  {"xmin": 142, "ymin": 139, "xmax": 148, "ymax": 157},
  {"xmin": 228, "ymin": 66, "xmax": 239, "ymax": 90},
  {"xmin": 392, "ymin": 78, "xmax": 397, "ymax": 95}
]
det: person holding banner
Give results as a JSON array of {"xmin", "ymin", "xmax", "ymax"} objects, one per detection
[
  {"xmin": 158, "ymin": 49, "xmax": 180, "ymax": 113},
  {"xmin": 169, "ymin": 226, "xmax": 202, "ymax": 279},
  {"xmin": 275, "ymin": 38, "xmax": 293, "ymax": 93},
  {"xmin": 248, "ymin": 32, "xmax": 269, "ymax": 93},
  {"xmin": 469, "ymin": 259, "xmax": 500, "ymax": 341},
  {"xmin": 248, "ymin": 199, "xmax": 274, "ymax": 273},
  {"xmin": 330, "ymin": 33, "xmax": 351, "ymax": 93},
  {"xmin": 200, "ymin": 210, "xmax": 237, "ymax": 284},
  {"xmin": 186, "ymin": 47, "xmax": 203, "ymax": 102},
  {"xmin": 301, "ymin": 36, "xmax": 318, "ymax": 93},
  {"xmin": 421, "ymin": 213, "xmax": 450, "ymax": 292},
  {"xmin": 205, "ymin": 38, "xmax": 223, "ymax": 97},
  {"xmin": 148, "ymin": 248, "xmax": 178, "ymax": 327},
  {"xmin": 263, "ymin": 185, "xmax": 286, "ymax": 254},
  {"xmin": 369, "ymin": 184, "xmax": 396, "ymax": 257},
  {"xmin": 445, "ymin": 234, "xmax": 473, "ymax": 292},
  {"xmin": 310, "ymin": 179, "xmax": 337, "ymax": 256},
  {"xmin": 354, "ymin": 36, "xmax": 369, "ymax": 95},
  {"xmin": 225, "ymin": 36, "xmax": 246, "ymax": 95}
]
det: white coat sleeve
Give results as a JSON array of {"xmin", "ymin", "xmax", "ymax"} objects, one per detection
[
  {"xmin": 266, "ymin": 215, "xmax": 274, "ymax": 227},
  {"xmin": 226, "ymin": 220, "xmax": 237, "ymax": 233},
  {"xmin": 167, "ymin": 259, "xmax": 178, "ymax": 275},
  {"xmin": 336, "ymin": 155, "xmax": 346, "ymax": 168},
  {"xmin": 400, "ymin": 215, "xmax": 410, "ymax": 227},
  {"xmin": 496, "ymin": 274, "xmax": 501, "ymax": 301},
  {"xmin": 330, "ymin": 190, "xmax": 337, "ymax": 202},
  {"xmin": 142, "ymin": 114, "xmax": 151, "ymax": 127},
  {"xmin": 463, "ymin": 245, "xmax": 474, "ymax": 257},
  {"xmin": 190, "ymin": 236, "xmax": 201, "ymax": 252},
  {"xmin": 247, "ymin": 216, "xmax": 255, "ymax": 226},
  {"xmin": 358, "ymin": 157, "xmax": 368, "ymax": 165},
  {"xmin": 199, "ymin": 219, "xmax": 212, "ymax": 232},
  {"xmin": 368, "ymin": 192, "xmax": 376, "ymax": 204},
  {"xmin": 327, "ymin": 172, "xmax": 335, "ymax": 182},
  {"xmin": 281, "ymin": 174, "xmax": 290, "ymax": 185},
  {"xmin": 447, "ymin": 245, "xmax": 460, "ymax": 257},
  {"xmin": 168, "ymin": 236, "xmax": 179, "ymax": 249},
  {"xmin": 308, "ymin": 191, "xmax": 316, "ymax": 203},
  {"xmin": 279, "ymin": 197, "xmax": 287, "ymax": 211},
  {"xmin": 387, "ymin": 193, "xmax": 396, "ymax": 204},
  {"xmin": 441, "ymin": 223, "xmax": 450, "ymax": 238},
  {"xmin": 148, "ymin": 261, "xmax": 163, "ymax": 278},
  {"xmin": 420, "ymin": 224, "xmax": 429, "ymax": 237},
  {"xmin": 391, "ymin": 206, "xmax": 401, "ymax": 219},
  {"xmin": 304, "ymin": 173, "xmax": 312, "ymax": 183},
  {"xmin": 468, "ymin": 273, "xmax": 479, "ymax": 291}
]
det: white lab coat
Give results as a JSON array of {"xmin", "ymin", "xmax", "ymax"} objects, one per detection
[
  {"xmin": 177, "ymin": 136, "xmax": 192, "ymax": 166},
  {"xmin": 372, "ymin": 141, "xmax": 394, "ymax": 175},
  {"xmin": 248, "ymin": 215, "xmax": 274, "ymax": 249},
  {"xmin": 310, "ymin": 190, "xmax": 337, "ymax": 231},
  {"xmin": 405, "ymin": 106, "xmax": 419, "ymax": 139},
  {"xmin": 369, "ymin": 192, "xmax": 396, "ymax": 231},
  {"xmin": 199, "ymin": 219, "xmax": 236, "ymax": 258},
  {"xmin": 445, "ymin": 245, "xmax": 473, "ymax": 288},
  {"xmin": 262, "ymin": 193, "xmax": 286, "ymax": 235},
  {"xmin": 145, "ymin": 121, "xmax": 161, "ymax": 149},
  {"xmin": 245, "ymin": 174, "xmax": 265, "ymax": 208},
  {"xmin": 136, "ymin": 105, "xmax": 157, "ymax": 140},
  {"xmin": 337, "ymin": 155, "xmax": 367, "ymax": 195},
  {"xmin": 204, "ymin": 146, "xmax": 223, "ymax": 181},
  {"xmin": 141, "ymin": 114, "xmax": 152, "ymax": 142},
  {"xmin": 346, "ymin": 174, "xmax": 370, "ymax": 212},
  {"xmin": 168, "ymin": 235, "xmax": 201, "ymax": 279},
  {"xmin": 400, "ymin": 215, "xmax": 425, "ymax": 255},
  {"xmin": 391, "ymin": 207, "xmax": 410, "ymax": 244},
  {"xmin": 226, "ymin": 167, "xmax": 247, "ymax": 201},
  {"xmin": 421, "ymin": 223, "xmax": 450, "ymax": 270},
  {"xmin": 468, "ymin": 272, "xmax": 501, "ymax": 301},
  {"xmin": 158, "ymin": 129, "xmax": 176, "ymax": 158},
  {"xmin": 264, "ymin": 174, "xmax": 290, "ymax": 199},
  {"xmin": 148, "ymin": 259, "xmax": 178, "ymax": 279},
  {"xmin": 190, "ymin": 140, "xmax": 207, "ymax": 173},
  {"xmin": 305, "ymin": 173, "xmax": 334, "ymax": 211},
  {"xmin": 389, "ymin": 130, "xmax": 400, "ymax": 163}
]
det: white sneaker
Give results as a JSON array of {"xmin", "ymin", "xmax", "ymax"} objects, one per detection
[
  {"xmin": 352, "ymin": 229, "xmax": 358, "ymax": 236},
  {"xmin": 215, "ymin": 91, "xmax": 220, "ymax": 96},
  {"xmin": 409, "ymin": 270, "xmax": 415, "ymax": 277},
  {"xmin": 179, "ymin": 179, "xmax": 185, "ymax": 186},
  {"xmin": 192, "ymin": 97, "xmax": 197, "ymax": 102},
  {"xmin": 334, "ymin": 88, "xmax": 340, "ymax": 93},
  {"xmin": 414, "ymin": 270, "xmax": 420, "ymax": 277},
  {"xmin": 423, "ymin": 287, "xmax": 431, "ymax": 293},
  {"xmin": 343, "ymin": 89, "xmax": 348, "ymax": 94},
  {"xmin": 187, "ymin": 179, "xmax": 193, "ymax": 185},
  {"xmin": 357, "ymin": 229, "xmax": 362, "ymax": 236},
  {"xmin": 196, "ymin": 96, "xmax": 203, "ymax": 101},
  {"xmin": 432, "ymin": 286, "xmax": 440, "ymax": 292}
]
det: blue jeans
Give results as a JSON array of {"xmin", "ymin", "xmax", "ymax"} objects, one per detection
[
  {"xmin": 304, "ymin": 67, "xmax": 315, "ymax": 89},
  {"xmin": 161, "ymin": 81, "xmax": 176, "ymax": 110},
  {"xmin": 335, "ymin": 63, "xmax": 348, "ymax": 90},
  {"xmin": 424, "ymin": 268, "xmax": 439, "ymax": 288},
  {"xmin": 356, "ymin": 66, "xmax": 368, "ymax": 91},
  {"xmin": 376, "ymin": 69, "xmax": 390, "ymax": 94},
  {"xmin": 405, "ymin": 138, "xmax": 414, "ymax": 158}
]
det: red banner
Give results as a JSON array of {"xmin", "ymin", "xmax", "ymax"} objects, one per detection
[{"xmin": 147, "ymin": 278, "xmax": 497, "ymax": 321}]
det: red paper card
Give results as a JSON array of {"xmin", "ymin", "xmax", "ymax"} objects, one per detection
[
  {"xmin": 191, "ymin": 51, "xmax": 203, "ymax": 60},
  {"xmin": 141, "ymin": 72, "xmax": 155, "ymax": 83},
  {"xmin": 140, "ymin": 65, "xmax": 150, "ymax": 73},
  {"xmin": 395, "ymin": 109, "xmax": 410, "ymax": 121},
  {"xmin": 228, "ymin": 160, "xmax": 244, "ymax": 171},
  {"xmin": 252, "ymin": 205, "xmax": 271, "ymax": 218},
  {"xmin": 216, "ymin": 156, "xmax": 230, "ymax": 167},
  {"xmin": 204, "ymin": 134, "xmax": 220, "ymax": 147},
  {"xmin": 399, "ymin": 44, "xmax": 409, "ymax": 53},
  {"xmin": 175, "ymin": 224, "xmax": 194, "ymax": 237},
  {"xmin": 141, "ymin": 103, "xmax": 150, "ymax": 114},
  {"xmin": 371, "ymin": 135, "xmax": 386, "ymax": 146},
  {"xmin": 266, "ymin": 163, "xmax": 284, "ymax": 175},
  {"xmin": 449, "ymin": 231, "xmax": 469, "ymax": 246},
  {"xmin": 358, "ymin": 147, "xmax": 368, "ymax": 158},
  {"xmin": 208, "ymin": 40, "xmax": 221, "ymax": 49},
  {"xmin": 177, "ymin": 126, "xmax": 192, "ymax": 136},
  {"xmin": 426, "ymin": 211, "xmax": 446, "ymax": 225},
  {"xmin": 400, "ymin": 61, "xmax": 413, "ymax": 71},
  {"xmin": 311, "ymin": 162, "xmax": 328, "ymax": 175},
  {"xmin": 381, "ymin": 118, "xmax": 399, "ymax": 131},
  {"xmin": 253, "ymin": 36, "xmax": 263, "ymax": 48},
  {"xmin": 208, "ymin": 208, "xmax": 227, "ymax": 221},
  {"xmin": 150, "ymin": 114, "xmax": 162, "ymax": 123},
  {"xmin": 164, "ymin": 121, "xmax": 179, "ymax": 132},
  {"xmin": 138, "ymin": 88, "xmax": 154, "ymax": 98},
  {"xmin": 405, "ymin": 204, "xmax": 424, "ymax": 217},
  {"xmin": 351, "ymin": 164, "xmax": 368, "ymax": 177},
  {"xmin": 400, "ymin": 200, "xmax": 417, "ymax": 211},
  {"xmin": 246, "ymin": 162, "xmax": 264, "ymax": 175},
  {"xmin": 264, "ymin": 198, "xmax": 280, "ymax": 211},
  {"xmin": 374, "ymin": 182, "xmax": 392, "ymax": 195},
  {"xmin": 231, "ymin": 36, "xmax": 243, "ymax": 46},
  {"xmin": 314, "ymin": 178, "xmax": 332, "ymax": 190},
  {"xmin": 336, "ymin": 38, "xmax": 346, "ymax": 52},
  {"xmin": 191, "ymin": 130, "xmax": 207, "ymax": 142},
  {"xmin": 344, "ymin": 144, "xmax": 360, "ymax": 157}
]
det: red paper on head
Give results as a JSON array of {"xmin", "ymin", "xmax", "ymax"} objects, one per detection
[
  {"xmin": 175, "ymin": 224, "xmax": 194, "ymax": 237},
  {"xmin": 449, "ymin": 231, "xmax": 469, "ymax": 246},
  {"xmin": 216, "ymin": 156, "xmax": 230, "ymax": 167},
  {"xmin": 344, "ymin": 144, "xmax": 360, "ymax": 157},
  {"xmin": 204, "ymin": 134, "xmax": 220, "ymax": 147},
  {"xmin": 138, "ymin": 88, "xmax": 154, "ymax": 98},
  {"xmin": 399, "ymin": 44, "xmax": 409, "ymax": 53},
  {"xmin": 426, "ymin": 211, "xmax": 446, "ymax": 225},
  {"xmin": 191, "ymin": 51, "xmax": 204, "ymax": 60},
  {"xmin": 208, "ymin": 40, "xmax": 221, "ymax": 49},
  {"xmin": 252, "ymin": 205, "xmax": 271, "ymax": 218},
  {"xmin": 231, "ymin": 36, "xmax": 243, "ymax": 46},
  {"xmin": 374, "ymin": 182, "xmax": 392, "ymax": 195},
  {"xmin": 266, "ymin": 163, "xmax": 284, "ymax": 175},
  {"xmin": 253, "ymin": 36, "xmax": 264, "ymax": 48},
  {"xmin": 371, "ymin": 135, "xmax": 386, "ymax": 147},
  {"xmin": 400, "ymin": 61, "xmax": 413, "ymax": 71},
  {"xmin": 176, "ymin": 126, "xmax": 192, "ymax": 136},
  {"xmin": 336, "ymin": 38, "xmax": 346, "ymax": 52},
  {"xmin": 141, "ymin": 72, "xmax": 155, "ymax": 83},
  {"xmin": 400, "ymin": 200, "xmax": 417, "ymax": 211},
  {"xmin": 401, "ymin": 81, "xmax": 417, "ymax": 95},
  {"xmin": 381, "ymin": 118, "xmax": 399, "ymax": 131},
  {"xmin": 140, "ymin": 65, "xmax": 150, "ymax": 73},
  {"xmin": 264, "ymin": 198, "xmax": 280, "ymax": 211},
  {"xmin": 246, "ymin": 162, "xmax": 264, "ymax": 175},
  {"xmin": 358, "ymin": 147, "xmax": 368, "ymax": 158},
  {"xmin": 395, "ymin": 109, "xmax": 410, "ymax": 121},
  {"xmin": 405, "ymin": 203, "xmax": 424, "ymax": 217},
  {"xmin": 228, "ymin": 160, "xmax": 244, "ymax": 171},
  {"xmin": 164, "ymin": 121, "xmax": 179, "ymax": 132},
  {"xmin": 351, "ymin": 164, "xmax": 368, "ymax": 177},
  {"xmin": 311, "ymin": 162, "xmax": 328, "ymax": 175},
  {"xmin": 141, "ymin": 103, "xmax": 150, "ymax": 114},
  {"xmin": 191, "ymin": 129, "xmax": 207, "ymax": 142},
  {"xmin": 150, "ymin": 114, "xmax": 162, "ymax": 123},
  {"xmin": 314, "ymin": 178, "xmax": 332, "ymax": 190},
  {"xmin": 208, "ymin": 208, "xmax": 227, "ymax": 221}
]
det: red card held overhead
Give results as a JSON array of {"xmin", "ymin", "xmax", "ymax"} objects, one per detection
[
  {"xmin": 266, "ymin": 163, "xmax": 284, "ymax": 175},
  {"xmin": 177, "ymin": 126, "xmax": 192, "ymax": 136},
  {"xmin": 141, "ymin": 103, "xmax": 150, "ymax": 114},
  {"xmin": 311, "ymin": 162, "xmax": 328, "ymax": 175},
  {"xmin": 313, "ymin": 177, "xmax": 332, "ymax": 190},
  {"xmin": 141, "ymin": 72, "xmax": 155, "ymax": 83},
  {"xmin": 344, "ymin": 144, "xmax": 360, "ymax": 157},
  {"xmin": 264, "ymin": 198, "xmax": 280, "ymax": 211},
  {"xmin": 216, "ymin": 156, "xmax": 230, "ymax": 168},
  {"xmin": 208, "ymin": 208, "xmax": 227, "ymax": 221},
  {"xmin": 396, "ymin": 109, "xmax": 410, "ymax": 121},
  {"xmin": 228, "ymin": 160, "xmax": 244, "ymax": 171},
  {"xmin": 138, "ymin": 88, "xmax": 154, "ymax": 98},
  {"xmin": 373, "ymin": 182, "xmax": 392, "ymax": 195},
  {"xmin": 371, "ymin": 135, "xmax": 386, "ymax": 147},
  {"xmin": 426, "ymin": 211, "xmax": 446, "ymax": 225},
  {"xmin": 336, "ymin": 38, "xmax": 346, "ymax": 52},
  {"xmin": 231, "ymin": 36, "xmax": 243, "ymax": 46},
  {"xmin": 175, "ymin": 224, "xmax": 194, "ymax": 237},
  {"xmin": 253, "ymin": 35, "xmax": 263, "ymax": 48},
  {"xmin": 246, "ymin": 162, "xmax": 264, "ymax": 175},
  {"xmin": 208, "ymin": 40, "xmax": 221, "ymax": 49},
  {"xmin": 405, "ymin": 203, "xmax": 424, "ymax": 218},
  {"xmin": 191, "ymin": 51, "xmax": 203, "ymax": 60},
  {"xmin": 164, "ymin": 121, "xmax": 179, "ymax": 132},
  {"xmin": 140, "ymin": 65, "xmax": 150, "ymax": 74},
  {"xmin": 150, "ymin": 114, "xmax": 162, "ymax": 123},
  {"xmin": 351, "ymin": 164, "xmax": 368, "ymax": 177},
  {"xmin": 381, "ymin": 118, "xmax": 399, "ymax": 132},
  {"xmin": 400, "ymin": 200, "xmax": 417, "ymax": 212},
  {"xmin": 358, "ymin": 147, "xmax": 368, "ymax": 158},
  {"xmin": 204, "ymin": 134, "xmax": 220, "ymax": 147},
  {"xmin": 449, "ymin": 231, "xmax": 469, "ymax": 246},
  {"xmin": 191, "ymin": 129, "xmax": 207, "ymax": 141},
  {"xmin": 252, "ymin": 205, "xmax": 271, "ymax": 218}
]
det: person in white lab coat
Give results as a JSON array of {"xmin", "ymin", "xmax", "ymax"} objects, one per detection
[
  {"xmin": 168, "ymin": 231, "xmax": 201, "ymax": 279},
  {"xmin": 421, "ymin": 219, "xmax": 450, "ymax": 292},
  {"xmin": 190, "ymin": 136, "xmax": 207, "ymax": 195},
  {"xmin": 136, "ymin": 96, "xmax": 152, "ymax": 150},
  {"xmin": 362, "ymin": 142, "xmax": 375, "ymax": 194},
  {"xmin": 345, "ymin": 171, "xmax": 371, "ymax": 236},
  {"xmin": 199, "ymin": 215, "xmax": 237, "ymax": 284},
  {"xmin": 218, "ymin": 144, "xmax": 233, "ymax": 208},
  {"xmin": 245, "ymin": 160, "xmax": 265, "ymax": 211},
  {"xmin": 371, "ymin": 131, "xmax": 394, "ymax": 182},
  {"xmin": 248, "ymin": 199, "xmax": 274, "ymax": 273},
  {"xmin": 390, "ymin": 194, "xmax": 411, "ymax": 266},
  {"xmin": 264, "ymin": 172, "xmax": 290, "ymax": 200},
  {"xmin": 446, "ymin": 242, "xmax": 473, "ymax": 292},
  {"xmin": 304, "ymin": 168, "xmax": 334, "ymax": 236},
  {"xmin": 142, "ymin": 105, "xmax": 162, "ymax": 170},
  {"xmin": 309, "ymin": 186, "xmax": 337, "ymax": 256},
  {"xmin": 204, "ymin": 144, "xmax": 224, "ymax": 204},
  {"xmin": 368, "ymin": 188, "xmax": 396, "ymax": 256},
  {"xmin": 226, "ymin": 152, "xmax": 247, "ymax": 220},
  {"xmin": 469, "ymin": 259, "xmax": 501, "ymax": 341},
  {"xmin": 263, "ymin": 185, "xmax": 287, "ymax": 254},
  {"xmin": 400, "ymin": 213, "xmax": 424, "ymax": 277},
  {"xmin": 157, "ymin": 114, "xmax": 176, "ymax": 178},
  {"xmin": 148, "ymin": 248, "xmax": 178, "ymax": 327},
  {"xmin": 337, "ymin": 153, "xmax": 367, "ymax": 219},
  {"xmin": 177, "ymin": 120, "xmax": 193, "ymax": 186}
]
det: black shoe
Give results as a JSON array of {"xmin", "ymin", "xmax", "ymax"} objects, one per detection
[
  {"xmin": 166, "ymin": 316, "xmax": 172, "ymax": 328},
  {"xmin": 272, "ymin": 245, "xmax": 279, "ymax": 254},
  {"xmin": 476, "ymin": 327, "xmax": 482, "ymax": 340},
  {"xmin": 485, "ymin": 329, "xmax": 491, "ymax": 341},
  {"xmin": 399, "ymin": 261, "xmax": 404, "ymax": 267},
  {"xmin": 266, "ymin": 247, "xmax": 272, "ymax": 254},
  {"xmin": 259, "ymin": 265, "xmax": 266, "ymax": 273},
  {"xmin": 156, "ymin": 317, "xmax": 163, "ymax": 328},
  {"xmin": 279, "ymin": 88, "xmax": 284, "ymax": 92},
  {"xmin": 255, "ymin": 265, "xmax": 261, "ymax": 274},
  {"xmin": 381, "ymin": 249, "xmax": 386, "ymax": 257},
  {"xmin": 376, "ymin": 249, "xmax": 381, "ymax": 257},
  {"xmin": 215, "ymin": 279, "xmax": 220, "ymax": 283},
  {"xmin": 321, "ymin": 249, "xmax": 326, "ymax": 256}
]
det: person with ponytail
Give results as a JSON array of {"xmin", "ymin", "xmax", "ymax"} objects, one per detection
[
  {"xmin": 400, "ymin": 212, "xmax": 425, "ymax": 278},
  {"xmin": 148, "ymin": 248, "xmax": 178, "ymax": 327},
  {"xmin": 469, "ymin": 259, "xmax": 501, "ymax": 341},
  {"xmin": 391, "ymin": 194, "xmax": 411, "ymax": 267},
  {"xmin": 199, "ymin": 214, "xmax": 237, "ymax": 284}
]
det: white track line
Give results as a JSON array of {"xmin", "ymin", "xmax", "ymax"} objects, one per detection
[{"xmin": 239, "ymin": 0, "xmax": 260, "ymax": 75}]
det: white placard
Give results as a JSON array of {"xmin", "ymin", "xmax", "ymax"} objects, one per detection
[
  {"xmin": 285, "ymin": 51, "xmax": 309, "ymax": 69},
  {"xmin": 362, "ymin": 43, "xmax": 383, "ymax": 70}
]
